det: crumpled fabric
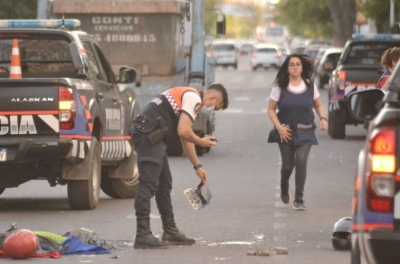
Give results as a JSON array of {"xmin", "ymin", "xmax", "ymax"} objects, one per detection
[
  {"xmin": 59, "ymin": 235, "xmax": 109, "ymax": 255},
  {"xmin": 62, "ymin": 228, "xmax": 116, "ymax": 251}
]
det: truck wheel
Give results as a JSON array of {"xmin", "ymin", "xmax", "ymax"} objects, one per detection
[
  {"xmin": 329, "ymin": 112, "xmax": 346, "ymax": 139},
  {"xmin": 166, "ymin": 134, "xmax": 183, "ymax": 156},
  {"xmin": 101, "ymin": 151, "xmax": 139, "ymax": 199},
  {"xmin": 67, "ymin": 137, "xmax": 101, "ymax": 210}
]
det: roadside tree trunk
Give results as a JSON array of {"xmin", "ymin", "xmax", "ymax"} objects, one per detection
[{"xmin": 325, "ymin": 0, "xmax": 356, "ymax": 46}]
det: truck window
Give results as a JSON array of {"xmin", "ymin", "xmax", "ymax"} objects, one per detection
[
  {"xmin": 93, "ymin": 44, "xmax": 116, "ymax": 84},
  {"xmin": 346, "ymin": 43, "xmax": 394, "ymax": 65},
  {"xmin": 0, "ymin": 38, "xmax": 76, "ymax": 78},
  {"xmin": 82, "ymin": 42, "xmax": 105, "ymax": 81}
]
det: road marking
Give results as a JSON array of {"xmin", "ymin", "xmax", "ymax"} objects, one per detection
[
  {"xmin": 234, "ymin": 96, "xmax": 250, "ymax": 101},
  {"xmin": 221, "ymin": 108, "xmax": 243, "ymax": 113},
  {"xmin": 273, "ymin": 154, "xmax": 288, "ymax": 261}
]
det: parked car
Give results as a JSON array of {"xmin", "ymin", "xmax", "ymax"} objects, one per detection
[
  {"xmin": 250, "ymin": 43, "xmax": 282, "ymax": 70},
  {"xmin": 279, "ymin": 46, "xmax": 291, "ymax": 61},
  {"xmin": 313, "ymin": 47, "xmax": 329, "ymax": 69},
  {"xmin": 210, "ymin": 41, "xmax": 238, "ymax": 69},
  {"xmin": 315, "ymin": 47, "xmax": 343, "ymax": 89},
  {"xmin": 347, "ymin": 72, "xmax": 400, "ymax": 263},
  {"xmin": 303, "ymin": 46, "xmax": 323, "ymax": 64},
  {"xmin": 237, "ymin": 42, "xmax": 254, "ymax": 55}
]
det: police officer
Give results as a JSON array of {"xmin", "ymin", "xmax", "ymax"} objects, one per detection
[{"xmin": 130, "ymin": 84, "xmax": 229, "ymax": 249}]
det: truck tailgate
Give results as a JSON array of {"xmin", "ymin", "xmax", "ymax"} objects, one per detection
[{"xmin": 0, "ymin": 80, "xmax": 60, "ymax": 137}]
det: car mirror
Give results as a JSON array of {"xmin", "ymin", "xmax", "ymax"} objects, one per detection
[
  {"xmin": 347, "ymin": 89, "xmax": 385, "ymax": 121},
  {"xmin": 118, "ymin": 66, "xmax": 136, "ymax": 84}
]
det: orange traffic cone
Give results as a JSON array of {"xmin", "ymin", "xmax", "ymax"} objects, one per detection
[{"xmin": 9, "ymin": 39, "xmax": 22, "ymax": 79}]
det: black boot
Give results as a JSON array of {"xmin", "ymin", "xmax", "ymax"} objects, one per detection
[
  {"xmin": 161, "ymin": 214, "xmax": 195, "ymax": 245},
  {"xmin": 134, "ymin": 217, "xmax": 169, "ymax": 249}
]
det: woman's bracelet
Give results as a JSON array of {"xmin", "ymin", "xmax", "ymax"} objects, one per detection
[{"xmin": 320, "ymin": 117, "xmax": 327, "ymax": 121}]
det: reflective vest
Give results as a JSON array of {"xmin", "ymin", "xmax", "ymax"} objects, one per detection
[{"xmin": 161, "ymin": 87, "xmax": 200, "ymax": 116}]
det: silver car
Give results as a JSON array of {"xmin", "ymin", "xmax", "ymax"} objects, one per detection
[
  {"xmin": 210, "ymin": 41, "xmax": 238, "ymax": 69},
  {"xmin": 250, "ymin": 43, "xmax": 283, "ymax": 70}
]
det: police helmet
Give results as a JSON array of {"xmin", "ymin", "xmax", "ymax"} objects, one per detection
[{"xmin": 331, "ymin": 217, "xmax": 352, "ymax": 250}]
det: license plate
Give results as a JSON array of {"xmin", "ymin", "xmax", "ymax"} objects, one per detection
[
  {"xmin": 0, "ymin": 148, "xmax": 6, "ymax": 161},
  {"xmin": 184, "ymin": 188, "xmax": 203, "ymax": 211}
]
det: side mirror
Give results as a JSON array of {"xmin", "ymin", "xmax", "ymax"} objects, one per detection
[
  {"xmin": 347, "ymin": 89, "xmax": 385, "ymax": 121},
  {"xmin": 216, "ymin": 14, "xmax": 226, "ymax": 36},
  {"xmin": 118, "ymin": 66, "xmax": 136, "ymax": 84}
]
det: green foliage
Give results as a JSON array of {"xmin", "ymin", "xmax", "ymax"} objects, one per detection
[
  {"xmin": 274, "ymin": 0, "xmax": 333, "ymax": 39},
  {"xmin": 0, "ymin": 0, "xmax": 37, "ymax": 19},
  {"xmin": 361, "ymin": 0, "xmax": 399, "ymax": 32},
  {"xmin": 223, "ymin": 4, "xmax": 263, "ymax": 39}
]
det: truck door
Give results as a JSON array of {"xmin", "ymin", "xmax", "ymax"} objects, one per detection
[{"xmin": 82, "ymin": 41, "xmax": 123, "ymax": 138}]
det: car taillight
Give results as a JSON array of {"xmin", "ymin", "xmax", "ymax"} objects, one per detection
[
  {"xmin": 337, "ymin": 70, "xmax": 346, "ymax": 94},
  {"xmin": 367, "ymin": 128, "xmax": 396, "ymax": 212},
  {"xmin": 59, "ymin": 87, "xmax": 76, "ymax": 130},
  {"xmin": 252, "ymin": 53, "xmax": 257, "ymax": 59}
]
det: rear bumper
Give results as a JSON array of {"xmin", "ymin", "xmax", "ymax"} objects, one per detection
[
  {"xmin": 0, "ymin": 137, "xmax": 73, "ymax": 162},
  {"xmin": 360, "ymin": 228, "xmax": 400, "ymax": 263}
]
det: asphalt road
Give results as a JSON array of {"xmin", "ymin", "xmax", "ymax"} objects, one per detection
[{"xmin": 0, "ymin": 55, "xmax": 367, "ymax": 263}]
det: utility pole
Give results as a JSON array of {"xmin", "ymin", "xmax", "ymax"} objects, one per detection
[
  {"xmin": 390, "ymin": 0, "xmax": 395, "ymax": 32},
  {"xmin": 37, "ymin": 0, "xmax": 49, "ymax": 19}
]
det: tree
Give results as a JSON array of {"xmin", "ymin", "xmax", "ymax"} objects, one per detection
[
  {"xmin": 0, "ymin": 0, "xmax": 37, "ymax": 19},
  {"xmin": 325, "ymin": 0, "xmax": 356, "ymax": 46},
  {"xmin": 361, "ymin": 0, "xmax": 400, "ymax": 33},
  {"xmin": 274, "ymin": 0, "xmax": 334, "ymax": 39}
]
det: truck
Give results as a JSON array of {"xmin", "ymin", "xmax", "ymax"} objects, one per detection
[
  {"xmin": 328, "ymin": 34, "xmax": 400, "ymax": 139},
  {"xmin": 51, "ymin": 0, "xmax": 226, "ymax": 156},
  {"xmin": 0, "ymin": 19, "xmax": 139, "ymax": 210}
]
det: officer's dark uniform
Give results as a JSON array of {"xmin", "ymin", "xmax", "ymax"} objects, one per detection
[{"xmin": 130, "ymin": 87, "xmax": 200, "ymax": 249}]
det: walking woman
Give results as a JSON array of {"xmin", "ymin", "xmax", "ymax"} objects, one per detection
[{"xmin": 267, "ymin": 54, "xmax": 328, "ymax": 210}]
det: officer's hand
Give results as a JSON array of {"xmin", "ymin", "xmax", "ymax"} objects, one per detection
[
  {"xmin": 196, "ymin": 167, "xmax": 208, "ymax": 183},
  {"xmin": 200, "ymin": 136, "xmax": 217, "ymax": 148}
]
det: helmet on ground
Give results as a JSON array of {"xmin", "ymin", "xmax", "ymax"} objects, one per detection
[
  {"xmin": 331, "ymin": 217, "xmax": 352, "ymax": 250},
  {"xmin": 2, "ymin": 229, "xmax": 39, "ymax": 259}
]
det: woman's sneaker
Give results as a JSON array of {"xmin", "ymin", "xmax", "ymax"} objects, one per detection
[
  {"xmin": 293, "ymin": 200, "xmax": 306, "ymax": 211},
  {"xmin": 280, "ymin": 191, "xmax": 290, "ymax": 204}
]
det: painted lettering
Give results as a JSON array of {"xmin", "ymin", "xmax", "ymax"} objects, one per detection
[{"xmin": 0, "ymin": 115, "xmax": 37, "ymax": 135}]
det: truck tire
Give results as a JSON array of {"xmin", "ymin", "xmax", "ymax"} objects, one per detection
[
  {"xmin": 329, "ymin": 112, "xmax": 346, "ymax": 139},
  {"xmin": 67, "ymin": 137, "xmax": 101, "ymax": 210},
  {"xmin": 166, "ymin": 134, "xmax": 183, "ymax": 156},
  {"xmin": 101, "ymin": 151, "xmax": 139, "ymax": 199}
]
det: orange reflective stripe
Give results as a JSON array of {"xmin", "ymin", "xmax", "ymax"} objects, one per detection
[
  {"xmin": 352, "ymin": 223, "xmax": 393, "ymax": 231},
  {"xmin": 165, "ymin": 87, "xmax": 200, "ymax": 109}
]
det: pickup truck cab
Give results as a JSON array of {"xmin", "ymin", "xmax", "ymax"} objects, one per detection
[
  {"xmin": 0, "ymin": 19, "xmax": 139, "ymax": 210},
  {"xmin": 348, "ymin": 62, "xmax": 400, "ymax": 263},
  {"xmin": 328, "ymin": 35, "xmax": 400, "ymax": 139}
]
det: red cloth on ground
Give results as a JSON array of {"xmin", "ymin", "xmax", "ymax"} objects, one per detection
[{"xmin": 0, "ymin": 249, "xmax": 61, "ymax": 258}]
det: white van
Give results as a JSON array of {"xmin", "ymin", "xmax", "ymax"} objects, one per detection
[{"xmin": 210, "ymin": 41, "xmax": 238, "ymax": 69}]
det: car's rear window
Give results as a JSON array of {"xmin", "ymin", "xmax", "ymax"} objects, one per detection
[
  {"xmin": 345, "ymin": 42, "xmax": 397, "ymax": 65},
  {"xmin": 257, "ymin": 48, "xmax": 277, "ymax": 54},
  {"xmin": 0, "ymin": 37, "xmax": 76, "ymax": 78},
  {"xmin": 213, "ymin": 44, "xmax": 235, "ymax": 52}
]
